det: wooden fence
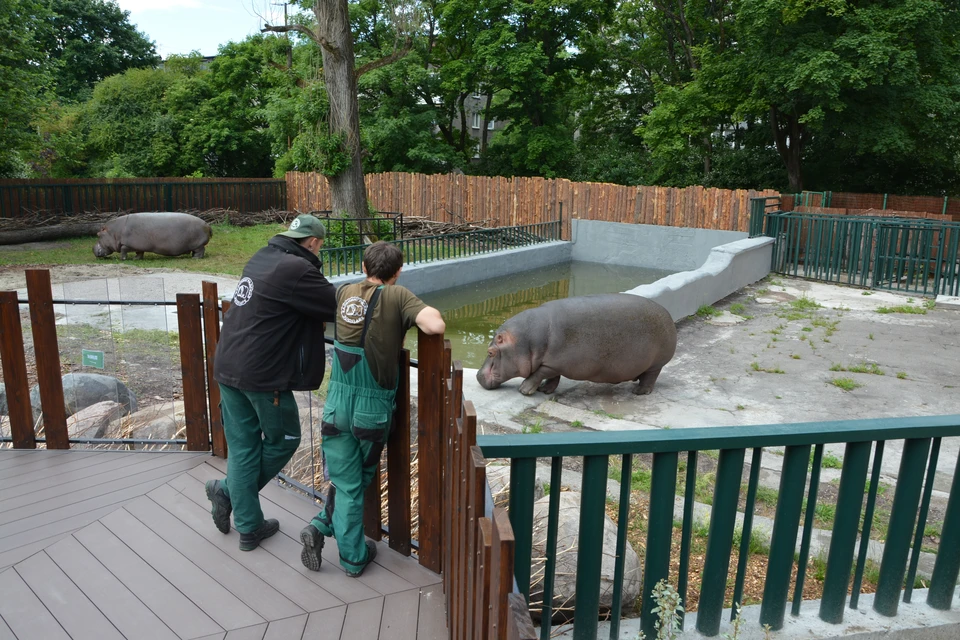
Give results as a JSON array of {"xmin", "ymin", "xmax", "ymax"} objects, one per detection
[
  {"xmin": 782, "ymin": 192, "xmax": 960, "ymax": 221},
  {"xmin": 0, "ymin": 178, "xmax": 286, "ymax": 218},
  {"xmin": 287, "ymin": 171, "xmax": 779, "ymax": 238}
]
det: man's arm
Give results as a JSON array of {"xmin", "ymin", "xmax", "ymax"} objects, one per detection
[
  {"xmin": 415, "ymin": 306, "xmax": 445, "ymax": 335},
  {"xmin": 290, "ymin": 270, "xmax": 337, "ymax": 322}
]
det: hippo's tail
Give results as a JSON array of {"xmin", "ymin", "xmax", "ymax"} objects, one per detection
[{"xmin": 205, "ymin": 224, "xmax": 213, "ymax": 241}]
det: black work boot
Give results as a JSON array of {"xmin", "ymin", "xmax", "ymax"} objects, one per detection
[
  {"xmin": 204, "ymin": 479, "xmax": 232, "ymax": 534},
  {"xmin": 299, "ymin": 524, "xmax": 325, "ymax": 571},
  {"xmin": 239, "ymin": 518, "xmax": 280, "ymax": 551},
  {"xmin": 346, "ymin": 540, "xmax": 378, "ymax": 578}
]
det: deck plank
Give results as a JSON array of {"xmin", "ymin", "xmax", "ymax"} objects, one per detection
[
  {"xmin": 379, "ymin": 588, "xmax": 420, "ymax": 640},
  {"xmin": 302, "ymin": 606, "xmax": 346, "ymax": 640},
  {"xmin": 0, "ymin": 567, "xmax": 70, "ymax": 640},
  {"xmin": 0, "ymin": 451, "xmax": 195, "ymax": 508},
  {"xmin": 147, "ymin": 482, "xmax": 346, "ymax": 613},
  {"xmin": 45, "ymin": 535, "xmax": 179, "ymax": 640},
  {"xmin": 0, "ymin": 534, "xmax": 64, "ymax": 572},
  {"xmin": 0, "ymin": 451, "xmax": 106, "ymax": 484},
  {"xmin": 123, "ymin": 495, "xmax": 306, "ymax": 621},
  {"xmin": 223, "ymin": 623, "xmax": 266, "ymax": 640},
  {"xmin": 168, "ymin": 470, "xmax": 383, "ymax": 604},
  {"xmin": 262, "ymin": 614, "xmax": 308, "ymax": 640},
  {"xmin": 0, "ymin": 616, "xmax": 15, "ymax": 640},
  {"xmin": 416, "ymin": 584, "xmax": 447, "ymax": 640},
  {"xmin": 74, "ymin": 520, "xmax": 223, "ymax": 639},
  {"xmin": 100, "ymin": 507, "xmax": 266, "ymax": 631},
  {"xmin": 0, "ymin": 455, "xmax": 208, "ymax": 528},
  {"xmin": 339, "ymin": 598, "xmax": 384, "ymax": 640},
  {"xmin": 0, "ymin": 503, "xmax": 127, "ymax": 565},
  {"xmin": 14, "ymin": 551, "xmax": 125, "ymax": 640}
]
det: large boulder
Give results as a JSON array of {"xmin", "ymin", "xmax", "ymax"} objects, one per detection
[
  {"xmin": 528, "ymin": 491, "xmax": 641, "ymax": 623},
  {"xmin": 104, "ymin": 401, "xmax": 185, "ymax": 443},
  {"xmin": 487, "ymin": 465, "xmax": 546, "ymax": 508},
  {"xmin": 31, "ymin": 373, "xmax": 137, "ymax": 423},
  {"xmin": 66, "ymin": 401, "xmax": 124, "ymax": 439}
]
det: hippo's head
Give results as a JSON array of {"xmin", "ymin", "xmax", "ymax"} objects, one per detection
[
  {"xmin": 93, "ymin": 227, "xmax": 115, "ymax": 258},
  {"xmin": 476, "ymin": 329, "xmax": 521, "ymax": 390}
]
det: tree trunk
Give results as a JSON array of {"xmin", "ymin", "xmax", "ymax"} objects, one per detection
[
  {"xmin": 313, "ymin": 0, "xmax": 371, "ymax": 224},
  {"xmin": 770, "ymin": 106, "xmax": 804, "ymax": 192},
  {"xmin": 0, "ymin": 223, "xmax": 103, "ymax": 246}
]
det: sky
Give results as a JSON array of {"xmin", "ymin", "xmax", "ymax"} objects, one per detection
[{"xmin": 115, "ymin": 0, "xmax": 293, "ymax": 58}]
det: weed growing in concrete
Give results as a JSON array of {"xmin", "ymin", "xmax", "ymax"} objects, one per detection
[
  {"xmin": 791, "ymin": 354, "xmax": 801, "ymax": 359},
  {"xmin": 730, "ymin": 303, "xmax": 746, "ymax": 316},
  {"xmin": 593, "ymin": 409, "xmax": 624, "ymax": 419},
  {"xmin": 697, "ymin": 305, "xmax": 723, "ymax": 318},
  {"xmin": 832, "ymin": 362, "xmax": 884, "ymax": 375},
  {"xmin": 790, "ymin": 296, "xmax": 822, "ymax": 311},
  {"xmin": 862, "ymin": 291, "xmax": 872, "ymax": 296},
  {"xmin": 821, "ymin": 453, "xmax": 843, "ymax": 469},
  {"xmin": 649, "ymin": 579, "xmax": 684, "ymax": 640},
  {"xmin": 723, "ymin": 603, "xmax": 744, "ymax": 640},
  {"xmin": 829, "ymin": 377, "xmax": 862, "ymax": 391},
  {"xmin": 570, "ymin": 420, "xmax": 584, "ymax": 428},
  {"xmin": 897, "ymin": 372, "xmax": 908, "ymax": 379},
  {"xmin": 924, "ymin": 299, "xmax": 936, "ymax": 310},
  {"xmin": 869, "ymin": 333, "xmax": 874, "ymax": 340},
  {"xmin": 751, "ymin": 362, "xmax": 785, "ymax": 374},
  {"xmin": 521, "ymin": 419, "xmax": 543, "ymax": 434},
  {"xmin": 876, "ymin": 305, "xmax": 926, "ymax": 315},
  {"xmin": 736, "ymin": 404, "xmax": 746, "ymax": 411}
]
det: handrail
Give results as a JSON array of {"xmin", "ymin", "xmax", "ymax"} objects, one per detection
[{"xmin": 478, "ymin": 414, "xmax": 960, "ymax": 457}]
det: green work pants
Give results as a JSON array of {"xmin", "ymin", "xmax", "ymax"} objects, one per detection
[
  {"xmin": 218, "ymin": 383, "xmax": 301, "ymax": 534},
  {"xmin": 312, "ymin": 342, "xmax": 396, "ymax": 573}
]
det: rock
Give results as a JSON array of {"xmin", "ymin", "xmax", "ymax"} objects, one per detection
[
  {"xmin": 0, "ymin": 383, "xmax": 6, "ymax": 415},
  {"xmin": 31, "ymin": 373, "xmax": 138, "ymax": 423},
  {"xmin": 529, "ymin": 491, "xmax": 641, "ymax": 622},
  {"xmin": 104, "ymin": 401, "xmax": 184, "ymax": 442},
  {"xmin": 486, "ymin": 465, "xmax": 546, "ymax": 508},
  {"xmin": 65, "ymin": 401, "xmax": 124, "ymax": 439}
]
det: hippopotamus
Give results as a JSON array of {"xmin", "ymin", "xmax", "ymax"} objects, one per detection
[
  {"xmin": 476, "ymin": 293, "xmax": 677, "ymax": 395},
  {"xmin": 93, "ymin": 212, "xmax": 212, "ymax": 260}
]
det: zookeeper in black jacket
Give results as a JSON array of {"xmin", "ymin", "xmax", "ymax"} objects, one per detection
[{"xmin": 205, "ymin": 214, "xmax": 337, "ymax": 551}]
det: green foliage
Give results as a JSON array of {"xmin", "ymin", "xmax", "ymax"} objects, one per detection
[
  {"xmin": 829, "ymin": 377, "xmax": 862, "ymax": 391},
  {"xmin": 697, "ymin": 305, "xmax": 722, "ymax": 318},
  {"xmin": 876, "ymin": 305, "xmax": 927, "ymax": 315}
]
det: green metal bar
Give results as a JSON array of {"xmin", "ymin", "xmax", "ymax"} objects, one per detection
[
  {"xmin": 610, "ymin": 453, "xmax": 632, "ymax": 640},
  {"xmin": 820, "ymin": 441, "xmax": 871, "ymax": 622},
  {"xmin": 928, "ymin": 448, "xmax": 960, "ymax": 609},
  {"xmin": 476, "ymin": 415, "xmax": 960, "ymax": 460},
  {"xmin": 874, "ymin": 438, "xmax": 932, "ymax": 616},
  {"xmin": 882, "ymin": 194, "xmax": 888, "ymax": 210},
  {"xmin": 572, "ymin": 454, "xmax": 609, "ymax": 640},
  {"xmin": 696, "ymin": 447, "xmax": 745, "ymax": 636},
  {"xmin": 641, "ymin": 451, "xmax": 678, "ymax": 640},
  {"xmin": 731, "ymin": 447, "xmax": 762, "ymax": 621},
  {"xmin": 539, "ymin": 456, "xmax": 563, "ymax": 640},
  {"xmin": 760, "ymin": 444, "xmax": 811, "ymax": 630},
  {"xmin": 905, "ymin": 438, "xmax": 941, "ymax": 602},
  {"xmin": 793, "ymin": 444, "xmax": 824, "ymax": 616},
  {"xmin": 509, "ymin": 457, "xmax": 536, "ymax": 602},
  {"xmin": 852, "ymin": 441, "xmax": 885, "ymax": 609},
  {"xmin": 677, "ymin": 450, "xmax": 697, "ymax": 629}
]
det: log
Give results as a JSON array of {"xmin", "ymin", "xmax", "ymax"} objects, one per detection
[{"xmin": 0, "ymin": 223, "xmax": 103, "ymax": 246}]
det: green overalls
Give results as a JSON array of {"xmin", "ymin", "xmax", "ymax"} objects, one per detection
[{"xmin": 312, "ymin": 287, "xmax": 397, "ymax": 573}]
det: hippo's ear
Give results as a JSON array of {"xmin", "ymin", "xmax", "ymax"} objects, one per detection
[{"xmin": 495, "ymin": 331, "xmax": 515, "ymax": 347}]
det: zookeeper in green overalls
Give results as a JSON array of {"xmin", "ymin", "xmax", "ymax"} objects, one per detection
[{"xmin": 299, "ymin": 241, "xmax": 445, "ymax": 577}]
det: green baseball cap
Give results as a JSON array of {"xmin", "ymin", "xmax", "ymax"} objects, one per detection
[{"xmin": 279, "ymin": 214, "xmax": 326, "ymax": 240}]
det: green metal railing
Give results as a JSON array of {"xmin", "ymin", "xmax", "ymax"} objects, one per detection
[
  {"xmin": 318, "ymin": 219, "xmax": 562, "ymax": 277},
  {"xmin": 477, "ymin": 415, "xmax": 960, "ymax": 640},
  {"xmin": 762, "ymin": 211, "xmax": 960, "ymax": 297},
  {"xmin": 749, "ymin": 197, "xmax": 781, "ymax": 237}
]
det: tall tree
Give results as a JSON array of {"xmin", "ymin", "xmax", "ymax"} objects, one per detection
[
  {"xmin": 40, "ymin": 0, "xmax": 160, "ymax": 101},
  {"xmin": 264, "ymin": 0, "xmax": 414, "ymax": 219},
  {"xmin": 0, "ymin": 0, "xmax": 53, "ymax": 176}
]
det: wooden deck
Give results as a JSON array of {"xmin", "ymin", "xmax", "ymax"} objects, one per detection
[{"xmin": 0, "ymin": 449, "xmax": 446, "ymax": 640}]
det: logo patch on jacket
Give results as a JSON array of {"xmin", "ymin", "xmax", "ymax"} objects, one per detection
[
  {"xmin": 340, "ymin": 296, "xmax": 368, "ymax": 324},
  {"xmin": 233, "ymin": 277, "xmax": 254, "ymax": 306}
]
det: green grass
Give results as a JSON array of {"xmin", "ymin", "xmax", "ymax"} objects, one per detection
[
  {"xmin": 821, "ymin": 453, "xmax": 843, "ymax": 469},
  {"xmin": 790, "ymin": 296, "xmax": 822, "ymax": 311},
  {"xmin": 521, "ymin": 419, "xmax": 543, "ymax": 434},
  {"xmin": 897, "ymin": 372, "xmax": 908, "ymax": 379},
  {"xmin": 697, "ymin": 305, "xmax": 723, "ymax": 318},
  {"xmin": 570, "ymin": 420, "xmax": 584, "ymax": 428},
  {"xmin": 0, "ymin": 222, "xmax": 289, "ymax": 276},
  {"xmin": 829, "ymin": 377, "xmax": 862, "ymax": 391},
  {"xmin": 876, "ymin": 305, "xmax": 927, "ymax": 315},
  {"xmin": 750, "ymin": 361, "xmax": 785, "ymax": 374},
  {"xmin": 753, "ymin": 485, "xmax": 780, "ymax": 507},
  {"xmin": 593, "ymin": 409, "xmax": 624, "ymax": 419},
  {"xmin": 729, "ymin": 302, "xmax": 746, "ymax": 316},
  {"xmin": 791, "ymin": 354, "xmax": 801, "ymax": 360}
]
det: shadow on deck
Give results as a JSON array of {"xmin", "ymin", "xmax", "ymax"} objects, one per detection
[{"xmin": 0, "ymin": 449, "xmax": 446, "ymax": 640}]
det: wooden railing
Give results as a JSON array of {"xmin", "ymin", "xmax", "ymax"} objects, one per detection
[{"xmin": 0, "ymin": 269, "xmax": 536, "ymax": 638}]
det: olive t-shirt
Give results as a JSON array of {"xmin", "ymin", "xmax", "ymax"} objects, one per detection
[{"xmin": 335, "ymin": 280, "xmax": 427, "ymax": 389}]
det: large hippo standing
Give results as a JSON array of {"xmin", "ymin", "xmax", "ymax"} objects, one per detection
[
  {"xmin": 93, "ymin": 212, "xmax": 212, "ymax": 260},
  {"xmin": 476, "ymin": 293, "xmax": 677, "ymax": 395}
]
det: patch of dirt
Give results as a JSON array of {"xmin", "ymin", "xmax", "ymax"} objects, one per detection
[{"xmin": 0, "ymin": 263, "xmax": 181, "ymax": 292}]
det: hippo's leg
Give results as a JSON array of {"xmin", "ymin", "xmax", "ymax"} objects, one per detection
[
  {"xmin": 192, "ymin": 246, "xmax": 206, "ymax": 259},
  {"xmin": 539, "ymin": 376, "xmax": 561, "ymax": 394},
  {"xmin": 120, "ymin": 246, "xmax": 128, "ymax": 260},
  {"xmin": 634, "ymin": 367, "xmax": 663, "ymax": 395},
  {"xmin": 519, "ymin": 366, "xmax": 559, "ymax": 395}
]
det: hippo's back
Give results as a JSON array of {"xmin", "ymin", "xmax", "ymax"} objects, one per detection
[{"xmin": 119, "ymin": 212, "xmax": 211, "ymax": 255}]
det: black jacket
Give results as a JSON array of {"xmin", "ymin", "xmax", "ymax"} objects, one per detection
[{"xmin": 214, "ymin": 235, "xmax": 336, "ymax": 391}]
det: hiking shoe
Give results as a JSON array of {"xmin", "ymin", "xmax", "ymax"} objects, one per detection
[
  {"xmin": 239, "ymin": 519, "xmax": 279, "ymax": 551},
  {"xmin": 205, "ymin": 479, "xmax": 232, "ymax": 534},
  {"xmin": 299, "ymin": 524, "xmax": 325, "ymax": 571},
  {"xmin": 346, "ymin": 540, "xmax": 378, "ymax": 578}
]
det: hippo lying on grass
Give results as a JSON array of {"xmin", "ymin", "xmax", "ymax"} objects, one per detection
[
  {"xmin": 93, "ymin": 212, "xmax": 212, "ymax": 260},
  {"xmin": 476, "ymin": 293, "xmax": 677, "ymax": 395}
]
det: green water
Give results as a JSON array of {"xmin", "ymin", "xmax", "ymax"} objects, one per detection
[{"xmin": 405, "ymin": 261, "xmax": 673, "ymax": 368}]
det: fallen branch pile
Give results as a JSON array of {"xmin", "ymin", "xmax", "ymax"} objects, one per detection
[{"xmin": 399, "ymin": 215, "xmax": 492, "ymax": 237}]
